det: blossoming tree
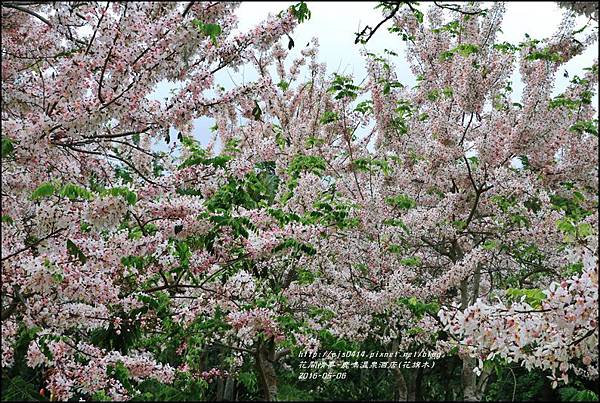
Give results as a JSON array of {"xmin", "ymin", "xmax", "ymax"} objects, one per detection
[
  {"xmin": 1, "ymin": 1, "xmax": 310, "ymax": 400},
  {"xmin": 289, "ymin": 2, "xmax": 598, "ymax": 400},
  {"xmin": 1, "ymin": 1, "xmax": 598, "ymax": 402}
]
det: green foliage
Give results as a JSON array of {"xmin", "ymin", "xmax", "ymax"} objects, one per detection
[
  {"xmin": 383, "ymin": 80, "xmax": 404, "ymax": 95},
  {"xmin": 191, "ymin": 20, "xmax": 222, "ymax": 44},
  {"xmin": 105, "ymin": 187, "xmax": 137, "ymax": 205},
  {"xmin": 66, "ymin": 239, "xmax": 87, "ymax": 264},
  {"xmin": 400, "ymin": 256, "xmax": 421, "ymax": 267},
  {"xmin": 525, "ymin": 46, "xmax": 562, "ymax": 62},
  {"xmin": 328, "ymin": 74, "xmax": 360, "ymax": 100},
  {"xmin": 108, "ymin": 362, "xmax": 134, "ymax": 394},
  {"xmin": 319, "ymin": 110, "xmax": 339, "ymax": 124},
  {"xmin": 252, "ymin": 101, "xmax": 262, "ymax": 121},
  {"xmin": 563, "ymin": 261, "xmax": 584, "ymax": 276},
  {"xmin": 432, "ymin": 20, "xmax": 462, "ymax": 37},
  {"xmin": 570, "ymin": 119, "xmax": 598, "ymax": 137},
  {"xmin": 295, "ymin": 268, "xmax": 316, "ymax": 285},
  {"xmin": 178, "ymin": 136, "xmax": 231, "ymax": 170},
  {"xmin": 549, "ymin": 74, "xmax": 593, "ymax": 114},
  {"xmin": 556, "ymin": 217, "xmax": 594, "ymax": 242},
  {"xmin": 484, "ymin": 365, "xmax": 558, "ymax": 402},
  {"xmin": 425, "ymin": 88, "xmax": 452, "ymax": 102},
  {"xmin": 59, "ymin": 183, "xmax": 93, "ymax": 201},
  {"xmin": 388, "ymin": 24, "xmax": 415, "ymax": 42},
  {"xmin": 115, "ymin": 166, "xmax": 134, "ymax": 183},
  {"xmin": 491, "ymin": 194, "xmax": 517, "ymax": 213},
  {"xmin": 1, "ymin": 326, "xmax": 45, "ymax": 402},
  {"xmin": 550, "ymin": 190, "xmax": 592, "ymax": 222},
  {"xmin": 288, "ymin": 155, "xmax": 327, "ymax": 177},
  {"xmin": 132, "ymin": 375, "xmax": 208, "ymax": 401},
  {"xmin": 2, "ymin": 136, "xmax": 14, "ymax": 158},
  {"xmin": 308, "ymin": 307, "xmax": 336, "ymax": 322},
  {"xmin": 307, "ymin": 194, "xmax": 359, "ymax": 229},
  {"xmin": 482, "ymin": 239, "xmax": 499, "ymax": 250},
  {"xmin": 493, "ymin": 41, "xmax": 520, "ymax": 53},
  {"xmin": 289, "ymin": 2, "xmax": 311, "ymax": 23},
  {"xmin": 383, "ymin": 217, "xmax": 410, "ymax": 233},
  {"xmin": 238, "ymin": 371, "xmax": 259, "ymax": 395},
  {"xmin": 31, "ymin": 182, "xmax": 56, "ymax": 200},
  {"xmin": 1, "ymin": 376, "xmax": 43, "ymax": 401},
  {"xmin": 505, "ymin": 288, "xmax": 546, "ymax": 308},
  {"xmin": 352, "ymin": 156, "xmax": 391, "ymax": 175},
  {"xmin": 385, "ymin": 193, "xmax": 416, "ymax": 210},
  {"xmin": 354, "ymin": 100, "xmax": 373, "ymax": 114},
  {"xmin": 440, "ymin": 43, "xmax": 479, "ymax": 61},
  {"xmin": 549, "ymin": 94, "xmax": 590, "ymax": 111},
  {"xmin": 277, "ymin": 383, "xmax": 314, "ymax": 401},
  {"xmin": 277, "ymin": 80, "xmax": 290, "ymax": 91},
  {"xmin": 397, "ymin": 297, "xmax": 440, "ymax": 319},
  {"xmin": 559, "ymin": 387, "xmax": 599, "ymax": 402},
  {"xmin": 388, "ymin": 98, "xmax": 414, "ymax": 135}
]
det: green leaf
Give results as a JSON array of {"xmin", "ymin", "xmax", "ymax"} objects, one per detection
[
  {"xmin": 1, "ymin": 137, "xmax": 14, "ymax": 158},
  {"xmin": 400, "ymin": 256, "xmax": 421, "ymax": 267},
  {"xmin": 1, "ymin": 376, "xmax": 41, "ymax": 401},
  {"xmin": 455, "ymin": 43, "xmax": 479, "ymax": 57},
  {"xmin": 52, "ymin": 271, "xmax": 64, "ymax": 283},
  {"xmin": 483, "ymin": 239, "xmax": 498, "ymax": 250},
  {"xmin": 66, "ymin": 239, "xmax": 87, "ymax": 264},
  {"xmin": 577, "ymin": 222, "xmax": 593, "ymax": 238},
  {"xmin": 252, "ymin": 101, "xmax": 262, "ymax": 121},
  {"xmin": 506, "ymin": 288, "xmax": 546, "ymax": 308},
  {"xmin": 59, "ymin": 183, "xmax": 92, "ymax": 201},
  {"xmin": 105, "ymin": 187, "xmax": 137, "ymax": 205},
  {"xmin": 288, "ymin": 155, "xmax": 327, "ymax": 177},
  {"xmin": 31, "ymin": 183, "xmax": 56, "ymax": 200},
  {"xmin": 354, "ymin": 100, "xmax": 373, "ymax": 114},
  {"xmin": 192, "ymin": 20, "xmax": 222, "ymax": 45},
  {"xmin": 432, "ymin": 20, "xmax": 462, "ymax": 37},
  {"xmin": 493, "ymin": 41, "xmax": 519, "ymax": 53},
  {"xmin": 559, "ymin": 387, "xmax": 598, "ymax": 402},
  {"xmin": 569, "ymin": 119, "xmax": 598, "ymax": 137},
  {"xmin": 526, "ymin": 47, "xmax": 562, "ymax": 62},
  {"xmin": 557, "ymin": 217, "xmax": 576, "ymax": 235},
  {"xmin": 385, "ymin": 194, "xmax": 416, "ymax": 210},
  {"xmin": 327, "ymin": 74, "xmax": 360, "ymax": 100},
  {"xmin": 319, "ymin": 110, "xmax": 339, "ymax": 124},
  {"xmin": 289, "ymin": 2, "xmax": 311, "ymax": 23}
]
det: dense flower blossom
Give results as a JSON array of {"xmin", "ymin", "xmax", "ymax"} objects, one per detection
[{"xmin": 1, "ymin": 1, "xmax": 597, "ymax": 401}]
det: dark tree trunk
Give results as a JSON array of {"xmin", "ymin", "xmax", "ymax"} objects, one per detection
[
  {"xmin": 415, "ymin": 366, "xmax": 424, "ymax": 401},
  {"xmin": 255, "ymin": 339, "xmax": 278, "ymax": 401},
  {"xmin": 395, "ymin": 368, "xmax": 408, "ymax": 401},
  {"xmin": 223, "ymin": 376, "xmax": 235, "ymax": 401},
  {"xmin": 394, "ymin": 368, "xmax": 419, "ymax": 401}
]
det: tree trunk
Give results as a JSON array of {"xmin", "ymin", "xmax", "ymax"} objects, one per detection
[
  {"xmin": 394, "ymin": 368, "xmax": 418, "ymax": 401},
  {"xmin": 394, "ymin": 368, "xmax": 408, "ymax": 401},
  {"xmin": 216, "ymin": 376, "xmax": 225, "ymax": 401},
  {"xmin": 407, "ymin": 371, "xmax": 417, "ymax": 402},
  {"xmin": 223, "ymin": 376, "xmax": 235, "ymax": 401},
  {"xmin": 255, "ymin": 339, "xmax": 278, "ymax": 401},
  {"xmin": 415, "ymin": 366, "xmax": 424, "ymax": 401},
  {"xmin": 460, "ymin": 275, "xmax": 490, "ymax": 401},
  {"xmin": 461, "ymin": 356, "xmax": 479, "ymax": 401}
]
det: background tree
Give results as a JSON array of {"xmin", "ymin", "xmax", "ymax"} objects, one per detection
[{"xmin": 1, "ymin": 1, "xmax": 306, "ymax": 400}]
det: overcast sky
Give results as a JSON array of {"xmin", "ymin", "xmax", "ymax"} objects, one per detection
[{"xmin": 151, "ymin": 1, "xmax": 598, "ymax": 150}]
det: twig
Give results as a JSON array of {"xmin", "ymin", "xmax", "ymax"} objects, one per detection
[{"xmin": 2, "ymin": 3, "xmax": 52, "ymax": 26}]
